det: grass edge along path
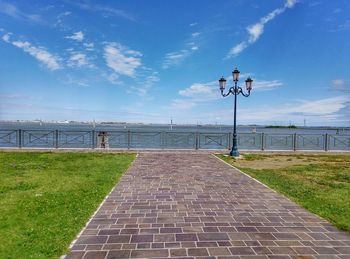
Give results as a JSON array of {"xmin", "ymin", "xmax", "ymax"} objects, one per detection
[
  {"xmin": 0, "ymin": 152, "xmax": 136, "ymax": 259},
  {"xmin": 216, "ymin": 153, "xmax": 350, "ymax": 233}
]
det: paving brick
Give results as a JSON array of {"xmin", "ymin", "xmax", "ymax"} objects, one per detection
[
  {"xmin": 188, "ymin": 248, "xmax": 209, "ymax": 256},
  {"xmin": 229, "ymin": 246, "xmax": 256, "ymax": 255},
  {"xmin": 106, "ymin": 250, "xmax": 131, "ymax": 259},
  {"xmin": 170, "ymin": 248, "xmax": 187, "ymax": 257},
  {"xmin": 130, "ymin": 234, "xmax": 153, "ymax": 243},
  {"xmin": 64, "ymin": 153, "xmax": 350, "ymax": 259},
  {"xmin": 107, "ymin": 235, "xmax": 131, "ymax": 243},
  {"xmin": 75, "ymin": 236, "xmax": 107, "ymax": 245},
  {"xmin": 176, "ymin": 233, "xmax": 198, "ymax": 242},
  {"xmin": 198, "ymin": 233, "xmax": 229, "ymax": 241},
  {"xmin": 130, "ymin": 249, "xmax": 169, "ymax": 258},
  {"xmin": 82, "ymin": 251, "xmax": 107, "ymax": 259},
  {"xmin": 208, "ymin": 247, "xmax": 231, "ymax": 256},
  {"xmin": 154, "ymin": 234, "xmax": 175, "ymax": 242}
]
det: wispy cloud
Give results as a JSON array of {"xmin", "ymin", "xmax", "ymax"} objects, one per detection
[
  {"xmin": 173, "ymin": 76, "xmax": 283, "ymax": 111},
  {"xmin": 67, "ymin": 52, "xmax": 92, "ymax": 68},
  {"xmin": 65, "ymin": 1, "xmax": 136, "ymax": 22},
  {"xmin": 54, "ymin": 11, "xmax": 72, "ymax": 30},
  {"xmin": 65, "ymin": 31, "xmax": 84, "ymax": 42},
  {"xmin": 0, "ymin": 1, "xmax": 44, "ymax": 24},
  {"xmin": 203, "ymin": 96, "xmax": 350, "ymax": 125},
  {"xmin": 254, "ymin": 80, "xmax": 283, "ymax": 91},
  {"xmin": 162, "ymin": 50, "xmax": 190, "ymax": 69},
  {"xmin": 2, "ymin": 33, "xmax": 61, "ymax": 71},
  {"xmin": 227, "ymin": 0, "xmax": 297, "ymax": 57},
  {"xmin": 170, "ymin": 81, "xmax": 219, "ymax": 110},
  {"xmin": 83, "ymin": 42, "xmax": 94, "ymax": 51},
  {"xmin": 239, "ymin": 96, "xmax": 349, "ymax": 123},
  {"xmin": 179, "ymin": 82, "xmax": 217, "ymax": 100},
  {"xmin": 331, "ymin": 79, "xmax": 350, "ymax": 92},
  {"xmin": 104, "ymin": 42, "xmax": 142, "ymax": 77},
  {"xmin": 130, "ymin": 70, "xmax": 160, "ymax": 96},
  {"xmin": 162, "ymin": 31, "xmax": 201, "ymax": 69}
]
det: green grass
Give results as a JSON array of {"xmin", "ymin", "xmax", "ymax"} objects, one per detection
[
  {"xmin": 217, "ymin": 153, "xmax": 350, "ymax": 233},
  {"xmin": 0, "ymin": 152, "xmax": 135, "ymax": 259}
]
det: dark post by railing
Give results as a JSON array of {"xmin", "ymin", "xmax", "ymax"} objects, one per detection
[
  {"xmin": 324, "ymin": 133, "xmax": 328, "ymax": 151},
  {"xmin": 17, "ymin": 129, "xmax": 22, "ymax": 148},
  {"xmin": 293, "ymin": 133, "xmax": 297, "ymax": 151},
  {"xmin": 195, "ymin": 132, "xmax": 199, "ymax": 150},
  {"xmin": 261, "ymin": 133, "xmax": 265, "ymax": 151}
]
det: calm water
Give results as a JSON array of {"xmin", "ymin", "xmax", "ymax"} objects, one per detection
[{"xmin": 1, "ymin": 121, "xmax": 349, "ymax": 135}]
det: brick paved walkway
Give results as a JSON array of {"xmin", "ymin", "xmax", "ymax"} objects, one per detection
[{"xmin": 65, "ymin": 153, "xmax": 350, "ymax": 259}]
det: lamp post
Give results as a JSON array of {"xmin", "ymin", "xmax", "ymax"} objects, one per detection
[{"xmin": 219, "ymin": 68, "xmax": 253, "ymax": 157}]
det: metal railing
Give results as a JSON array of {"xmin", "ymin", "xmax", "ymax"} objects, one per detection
[{"xmin": 0, "ymin": 129, "xmax": 349, "ymax": 151}]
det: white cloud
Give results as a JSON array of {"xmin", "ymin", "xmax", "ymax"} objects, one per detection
[
  {"xmin": 190, "ymin": 22, "xmax": 198, "ymax": 27},
  {"xmin": 0, "ymin": 1, "xmax": 44, "ymax": 24},
  {"xmin": 254, "ymin": 80, "xmax": 283, "ymax": 91},
  {"xmin": 289, "ymin": 96, "xmax": 347, "ymax": 115},
  {"xmin": 162, "ymin": 29, "xmax": 202, "ymax": 69},
  {"xmin": 192, "ymin": 32, "xmax": 201, "ymax": 37},
  {"xmin": 227, "ymin": 0, "xmax": 297, "ymax": 58},
  {"xmin": 106, "ymin": 73, "xmax": 122, "ymax": 85},
  {"xmin": 171, "ymin": 81, "xmax": 219, "ymax": 110},
  {"xmin": 1, "ymin": 33, "xmax": 11, "ymax": 43},
  {"xmin": 83, "ymin": 42, "xmax": 94, "ymax": 51},
  {"xmin": 229, "ymin": 42, "xmax": 248, "ymax": 56},
  {"xmin": 65, "ymin": 31, "xmax": 84, "ymax": 42},
  {"xmin": 2, "ymin": 35, "xmax": 61, "ymax": 71},
  {"xmin": 331, "ymin": 79, "xmax": 350, "ymax": 92},
  {"xmin": 54, "ymin": 11, "xmax": 72, "ymax": 29},
  {"xmin": 286, "ymin": 0, "xmax": 298, "ymax": 8},
  {"xmin": 104, "ymin": 42, "xmax": 142, "ymax": 77},
  {"xmin": 68, "ymin": 2, "xmax": 136, "ymax": 22},
  {"xmin": 172, "ymin": 76, "xmax": 283, "ymax": 113},
  {"xmin": 242, "ymin": 96, "xmax": 348, "ymax": 121},
  {"xmin": 67, "ymin": 52, "xmax": 91, "ymax": 68},
  {"xmin": 162, "ymin": 50, "xmax": 189, "ymax": 69},
  {"xmin": 205, "ymin": 95, "xmax": 349, "ymax": 126},
  {"xmin": 332, "ymin": 79, "xmax": 345, "ymax": 88},
  {"xmin": 179, "ymin": 83, "xmax": 215, "ymax": 98}
]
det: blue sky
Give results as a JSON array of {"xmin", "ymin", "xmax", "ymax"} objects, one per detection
[{"xmin": 0, "ymin": 0, "xmax": 349, "ymax": 126}]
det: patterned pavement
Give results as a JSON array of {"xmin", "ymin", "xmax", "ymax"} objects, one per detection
[{"xmin": 64, "ymin": 152, "xmax": 350, "ymax": 259}]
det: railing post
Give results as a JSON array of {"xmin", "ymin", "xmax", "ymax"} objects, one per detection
[
  {"xmin": 293, "ymin": 133, "xmax": 297, "ymax": 151},
  {"xmin": 127, "ymin": 130, "xmax": 131, "ymax": 149},
  {"xmin": 261, "ymin": 133, "xmax": 265, "ymax": 151},
  {"xmin": 195, "ymin": 132, "xmax": 199, "ymax": 150},
  {"xmin": 55, "ymin": 130, "xmax": 59, "ymax": 149},
  {"xmin": 91, "ymin": 130, "xmax": 95, "ymax": 149},
  {"xmin": 18, "ymin": 129, "xmax": 22, "ymax": 148},
  {"xmin": 324, "ymin": 133, "xmax": 328, "ymax": 151}
]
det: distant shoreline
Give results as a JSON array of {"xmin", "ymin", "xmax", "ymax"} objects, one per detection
[{"xmin": 0, "ymin": 120, "xmax": 349, "ymax": 130}]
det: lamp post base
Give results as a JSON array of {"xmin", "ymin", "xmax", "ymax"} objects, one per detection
[{"xmin": 230, "ymin": 149, "xmax": 240, "ymax": 157}]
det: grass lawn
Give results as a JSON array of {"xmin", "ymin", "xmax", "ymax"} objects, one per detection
[
  {"xmin": 0, "ymin": 152, "xmax": 135, "ymax": 259},
  {"xmin": 217, "ymin": 153, "xmax": 350, "ymax": 233}
]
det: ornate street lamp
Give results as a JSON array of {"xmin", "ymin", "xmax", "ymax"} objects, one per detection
[{"xmin": 219, "ymin": 68, "xmax": 253, "ymax": 157}]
